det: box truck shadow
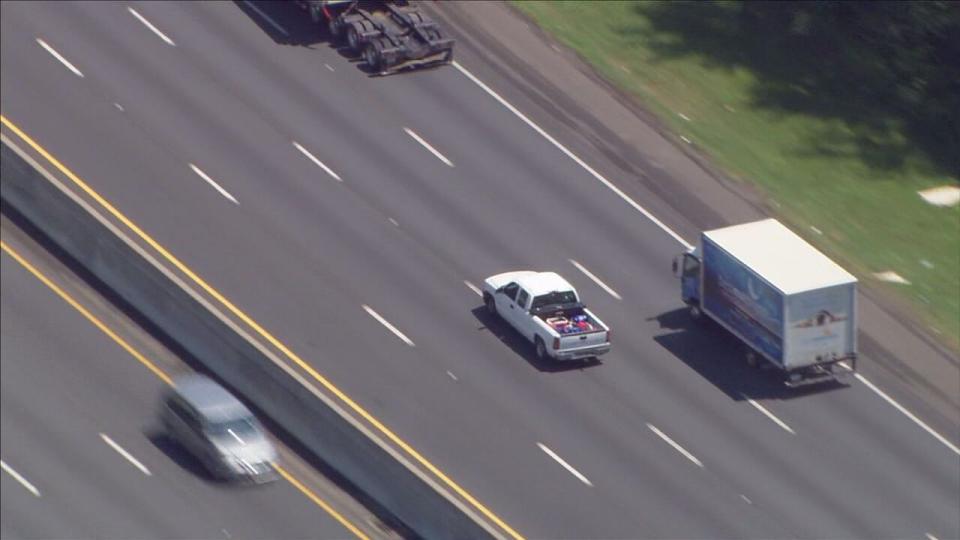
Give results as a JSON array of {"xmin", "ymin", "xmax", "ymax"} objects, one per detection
[
  {"xmin": 652, "ymin": 308, "xmax": 848, "ymax": 401},
  {"xmin": 470, "ymin": 306, "xmax": 602, "ymax": 373}
]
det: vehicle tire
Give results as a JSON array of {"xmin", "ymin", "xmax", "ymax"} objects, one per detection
[
  {"xmin": 745, "ymin": 349, "xmax": 759, "ymax": 368},
  {"xmin": 346, "ymin": 22, "xmax": 363, "ymax": 53},
  {"xmin": 363, "ymin": 38, "xmax": 385, "ymax": 73},
  {"xmin": 484, "ymin": 294, "xmax": 497, "ymax": 317},
  {"xmin": 535, "ymin": 337, "xmax": 548, "ymax": 361}
]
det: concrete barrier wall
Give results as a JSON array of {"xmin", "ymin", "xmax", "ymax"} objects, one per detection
[{"xmin": 1, "ymin": 140, "xmax": 495, "ymax": 540}]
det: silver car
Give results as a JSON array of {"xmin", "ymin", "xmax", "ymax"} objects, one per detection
[{"xmin": 160, "ymin": 374, "xmax": 278, "ymax": 483}]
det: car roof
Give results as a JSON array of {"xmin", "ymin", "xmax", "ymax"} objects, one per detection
[
  {"xmin": 171, "ymin": 374, "xmax": 252, "ymax": 422},
  {"xmin": 516, "ymin": 272, "xmax": 575, "ymax": 297}
]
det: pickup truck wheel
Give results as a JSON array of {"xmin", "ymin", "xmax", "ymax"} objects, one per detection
[
  {"xmin": 484, "ymin": 294, "xmax": 497, "ymax": 317},
  {"xmin": 535, "ymin": 337, "xmax": 548, "ymax": 361}
]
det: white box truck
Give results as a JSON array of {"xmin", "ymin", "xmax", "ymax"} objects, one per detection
[{"xmin": 672, "ymin": 219, "xmax": 857, "ymax": 387}]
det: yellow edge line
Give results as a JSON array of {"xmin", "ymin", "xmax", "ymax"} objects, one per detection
[
  {"xmin": 0, "ymin": 240, "xmax": 174, "ymax": 386},
  {"xmin": 0, "ymin": 240, "xmax": 368, "ymax": 540},
  {"xmin": 1, "ymin": 114, "xmax": 523, "ymax": 540},
  {"xmin": 275, "ymin": 464, "xmax": 371, "ymax": 540}
]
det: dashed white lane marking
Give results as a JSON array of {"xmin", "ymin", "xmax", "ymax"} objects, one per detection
[
  {"xmin": 36, "ymin": 38, "xmax": 84, "ymax": 78},
  {"xmin": 189, "ymin": 164, "xmax": 239, "ymax": 205},
  {"xmin": 293, "ymin": 141, "xmax": 342, "ymax": 181},
  {"xmin": 452, "ymin": 61, "xmax": 693, "ymax": 250},
  {"xmin": 744, "ymin": 397, "xmax": 795, "ymax": 435},
  {"xmin": 569, "ymin": 259, "xmax": 622, "ymax": 300},
  {"xmin": 453, "ymin": 61, "xmax": 959, "ymax": 456},
  {"xmin": 114, "ymin": 103, "xmax": 125, "ymax": 112},
  {"xmin": 463, "ymin": 280, "xmax": 482, "ymax": 297},
  {"xmin": 537, "ymin": 443, "xmax": 592, "ymax": 486},
  {"xmin": 1, "ymin": 460, "xmax": 41, "ymax": 497},
  {"xmin": 447, "ymin": 370, "xmax": 458, "ymax": 381},
  {"xmin": 740, "ymin": 494, "xmax": 752, "ymax": 504},
  {"xmin": 324, "ymin": 64, "xmax": 335, "ymax": 72},
  {"xmin": 388, "ymin": 218, "xmax": 399, "ymax": 227},
  {"xmin": 647, "ymin": 423, "xmax": 703, "ymax": 468},
  {"xmin": 241, "ymin": 0, "xmax": 288, "ymax": 36},
  {"xmin": 925, "ymin": 533, "xmax": 939, "ymax": 540},
  {"xmin": 128, "ymin": 7, "xmax": 176, "ymax": 46},
  {"xmin": 100, "ymin": 433, "xmax": 152, "ymax": 476},
  {"xmin": 403, "ymin": 128, "xmax": 454, "ymax": 167},
  {"xmin": 362, "ymin": 305, "xmax": 415, "ymax": 346}
]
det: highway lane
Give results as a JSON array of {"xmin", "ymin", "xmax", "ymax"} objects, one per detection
[
  {"xmin": 0, "ymin": 230, "xmax": 375, "ymax": 539},
  {"xmin": 2, "ymin": 1, "xmax": 957, "ymax": 538}
]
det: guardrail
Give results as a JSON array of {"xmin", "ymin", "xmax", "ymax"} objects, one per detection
[{"xmin": 1, "ymin": 139, "xmax": 496, "ymax": 540}]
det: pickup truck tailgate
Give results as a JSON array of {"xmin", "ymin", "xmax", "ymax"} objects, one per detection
[{"xmin": 559, "ymin": 330, "xmax": 608, "ymax": 350}]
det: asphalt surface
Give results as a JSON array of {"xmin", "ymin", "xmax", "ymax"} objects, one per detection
[
  {"xmin": 0, "ymin": 229, "xmax": 372, "ymax": 539},
  {"xmin": 1, "ymin": 1, "xmax": 957, "ymax": 539}
]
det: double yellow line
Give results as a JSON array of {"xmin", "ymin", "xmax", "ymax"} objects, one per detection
[{"xmin": 1, "ymin": 114, "xmax": 523, "ymax": 540}]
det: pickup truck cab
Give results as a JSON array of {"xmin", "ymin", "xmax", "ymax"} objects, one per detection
[{"xmin": 483, "ymin": 271, "xmax": 611, "ymax": 362}]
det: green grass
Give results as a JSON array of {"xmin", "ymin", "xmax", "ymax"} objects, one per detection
[{"xmin": 514, "ymin": 0, "xmax": 959, "ymax": 349}]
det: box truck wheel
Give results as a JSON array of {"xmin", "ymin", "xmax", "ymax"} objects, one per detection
[
  {"xmin": 535, "ymin": 337, "xmax": 548, "ymax": 361},
  {"xmin": 745, "ymin": 349, "xmax": 759, "ymax": 368}
]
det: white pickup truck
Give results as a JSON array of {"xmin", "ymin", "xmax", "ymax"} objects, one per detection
[{"xmin": 483, "ymin": 271, "xmax": 611, "ymax": 362}]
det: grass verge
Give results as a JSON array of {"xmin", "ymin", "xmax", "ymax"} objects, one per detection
[{"xmin": 513, "ymin": 0, "xmax": 959, "ymax": 350}]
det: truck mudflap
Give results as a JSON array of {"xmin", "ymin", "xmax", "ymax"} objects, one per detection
[{"xmin": 784, "ymin": 355, "xmax": 857, "ymax": 388}]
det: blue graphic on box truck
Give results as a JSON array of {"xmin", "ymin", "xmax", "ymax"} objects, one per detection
[{"xmin": 701, "ymin": 239, "xmax": 785, "ymax": 364}]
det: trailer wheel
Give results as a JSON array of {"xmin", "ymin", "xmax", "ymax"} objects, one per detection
[
  {"xmin": 745, "ymin": 349, "xmax": 759, "ymax": 368},
  {"xmin": 535, "ymin": 337, "xmax": 548, "ymax": 361},
  {"xmin": 328, "ymin": 18, "xmax": 343, "ymax": 43},
  {"xmin": 363, "ymin": 38, "xmax": 386, "ymax": 73},
  {"xmin": 346, "ymin": 22, "xmax": 364, "ymax": 52}
]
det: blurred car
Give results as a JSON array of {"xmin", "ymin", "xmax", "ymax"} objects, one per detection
[{"xmin": 160, "ymin": 374, "xmax": 278, "ymax": 483}]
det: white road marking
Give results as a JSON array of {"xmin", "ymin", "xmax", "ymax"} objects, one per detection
[
  {"xmin": 647, "ymin": 423, "xmax": 703, "ymax": 468},
  {"xmin": 744, "ymin": 397, "xmax": 795, "ymax": 434},
  {"xmin": 404, "ymin": 128, "xmax": 454, "ymax": 167},
  {"xmin": 740, "ymin": 494, "xmax": 752, "ymax": 504},
  {"xmin": 852, "ymin": 371, "xmax": 960, "ymax": 456},
  {"xmin": 128, "ymin": 7, "xmax": 176, "ymax": 46},
  {"xmin": 36, "ymin": 38, "xmax": 84, "ymax": 78},
  {"xmin": 680, "ymin": 135, "xmax": 692, "ymax": 144},
  {"xmin": 100, "ymin": 433, "xmax": 152, "ymax": 476},
  {"xmin": 324, "ymin": 64, "xmax": 335, "ymax": 72},
  {"xmin": 447, "ymin": 370, "xmax": 458, "ymax": 381},
  {"xmin": 293, "ymin": 141, "xmax": 342, "ymax": 181},
  {"xmin": 455, "ymin": 61, "xmax": 960, "ymax": 460},
  {"xmin": 569, "ymin": 259, "xmax": 622, "ymax": 300},
  {"xmin": 242, "ymin": 0, "xmax": 288, "ymax": 36},
  {"xmin": 925, "ymin": 533, "xmax": 939, "ymax": 540},
  {"xmin": 362, "ymin": 305, "xmax": 415, "ymax": 346},
  {"xmin": 463, "ymin": 280, "xmax": 482, "ymax": 297},
  {"xmin": 189, "ymin": 164, "xmax": 239, "ymax": 204},
  {"xmin": 1, "ymin": 460, "xmax": 41, "ymax": 497},
  {"xmin": 388, "ymin": 218, "xmax": 399, "ymax": 227},
  {"xmin": 678, "ymin": 113, "xmax": 691, "ymax": 121},
  {"xmin": 452, "ymin": 62, "xmax": 693, "ymax": 250},
  {"xmin": 537, "ymin": 443, "xmax": 592, "ymax": 486},
  {"xmin": 113, "ymin": 103, "xmax": 125, "ymax": 112}
]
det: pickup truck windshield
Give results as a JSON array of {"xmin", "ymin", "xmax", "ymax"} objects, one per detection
[{"xmin": 531, "ymin": 291, "xmax": 578, "ymax": 310}]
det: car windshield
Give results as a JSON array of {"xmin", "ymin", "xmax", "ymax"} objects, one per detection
[
  {"xmin": 207, "ymin": 417, "xmax": 259, "ymax": 443},
  {"xmin": 531, "ymin": 291, "xmax": 578, "ymax": 310}
]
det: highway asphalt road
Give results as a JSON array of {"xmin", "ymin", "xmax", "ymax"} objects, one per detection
[
  {"xmin": 0, "ymin": 228, "xmax": 376, "ymax": 539},
  {"xmin": 2, "ymin": 1, "xmax": 957, "ymax": 539}
]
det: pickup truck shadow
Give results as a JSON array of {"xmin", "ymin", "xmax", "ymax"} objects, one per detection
[
  {"xmin": 470, "ymin": 307, "xmax": 602, "ymax": 373},
  {"xmin": 232, "ymin": 1, "xmax": 391, "ymax": 77},
  {"xmin": 651, "ymin": 308, "xmax": 848, "ymax": 401}
]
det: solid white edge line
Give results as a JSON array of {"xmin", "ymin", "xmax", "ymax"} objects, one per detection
[
  {"xmin": 451, "ymin": 61, "xmax": 692, "ymax": 250},
  {"xmin": 241, "ymin": 0, "xmax": 289, "ymax": 36},
  {"xmin": 1, "ymin": 460, "xmax": 41, "ymax": 497},
  {"xmin": 362, "ymin": 305, "xmax": 415, "ymax": 346},
  {"xmin": 537, "ymin": 443, "xmax": 592, "ymax": 486},
  {"xmin": 853, "ymin": 373, "xmax": 960, "ymax": 456},
  {"xmin": 189, "ymin": 164, "xmax": 239, "ymax": 205},
  {"xmin": 744, "ymin": 397, "xmax": 795, "ymax": 435},
  {"xmin": 293, "ymin": 141, "xmax": 342, "ymax": 181},
  {"xmin": 35, "ymin": 38, "xmax": 84, "ymax": 78},
  {"xmin": 404, "ymin": 128, "xmax": 454, "ymax": 167},
  {"xmin": 455, "ymin": 59, "xmax": 960, "ymax": 459},
  {"xmin": 100, "ymin": 433, "xmax": 152, "ymax": 476},
  {"xmin": 569, "ymin": 259, "xmax": 622, "ymax": 300},
  {"xmin": 463, "ymin": 280, "xmax": 482, "ymax": 297},
  {"xmin": 127, "ymin": 7, "xmax": 176, "ymax": 46},
  {"xmin": 647, "ymin": 423, "xmax": 703, "ymax": 468}
]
